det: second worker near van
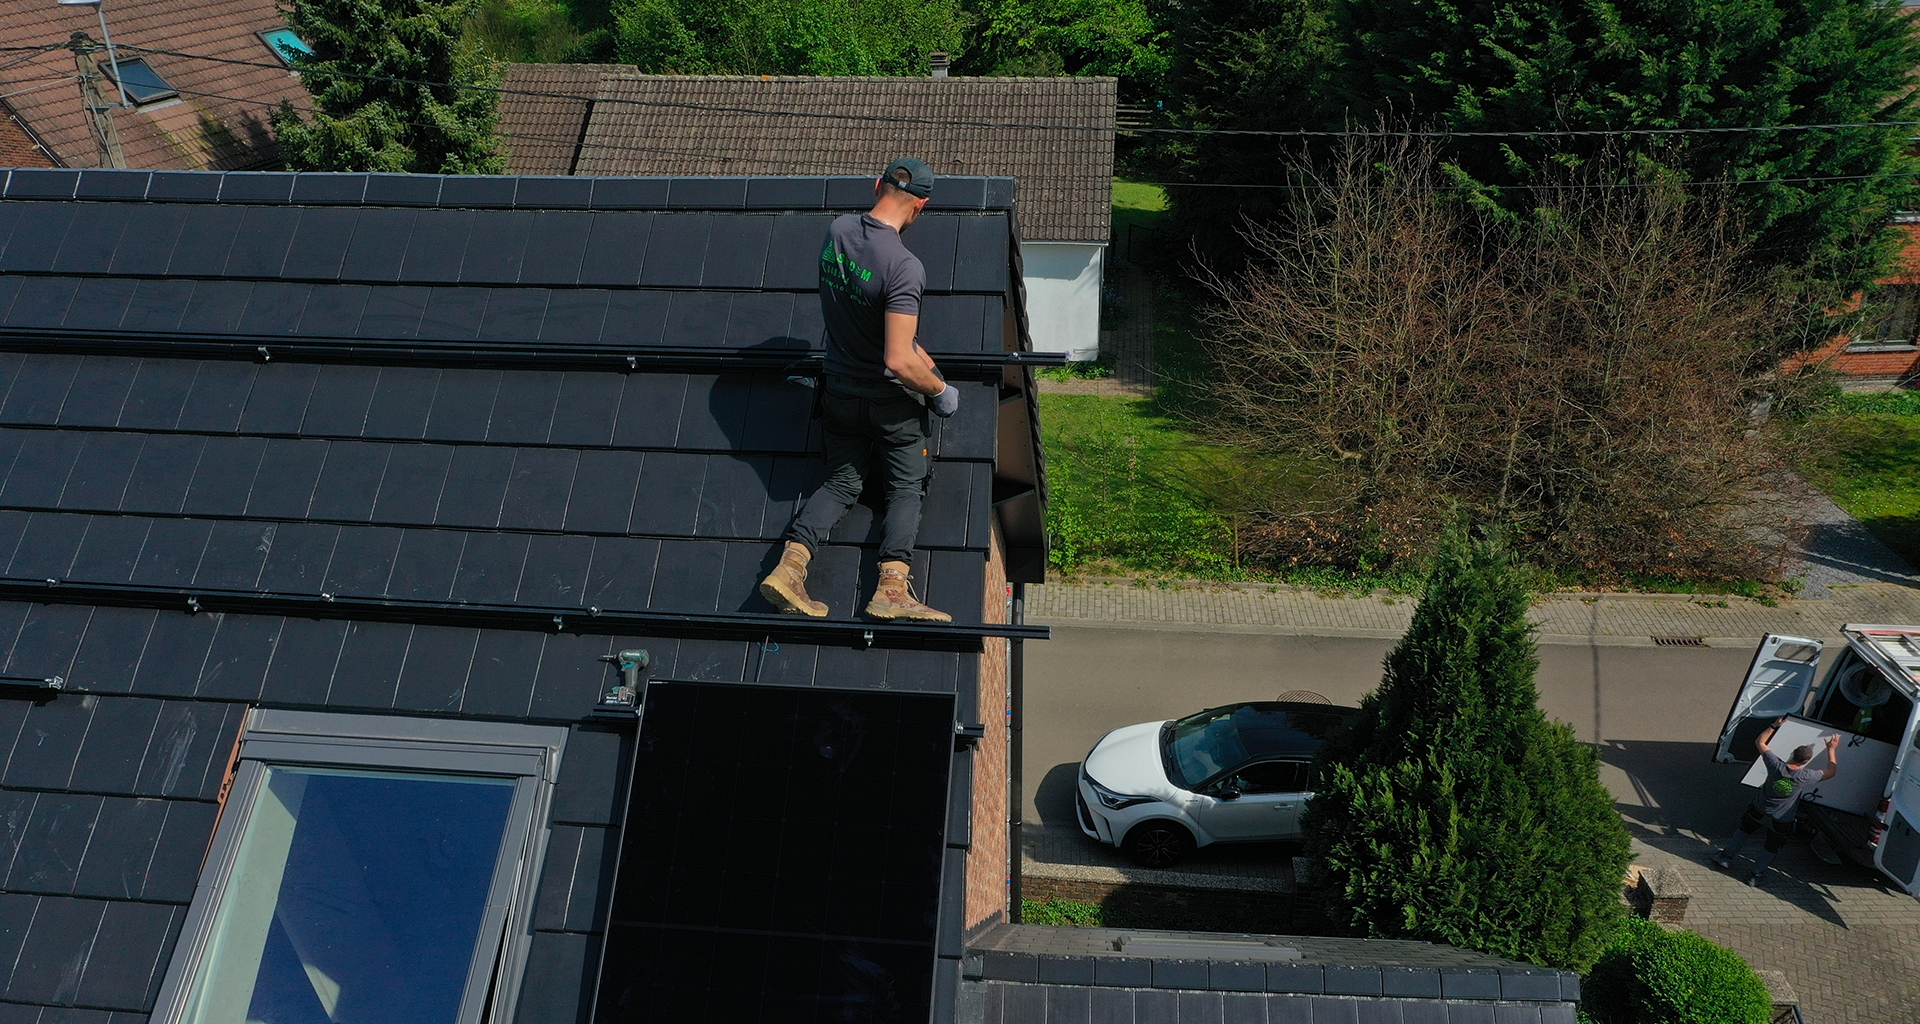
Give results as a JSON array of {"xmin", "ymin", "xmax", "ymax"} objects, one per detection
[
  {"xmin": 758, "ymin": 157, "xmax": 959, "ymax": 622},
  {"xmin": 1714, "ymin": 718, "xmax": 1840, "ymax": 886}
]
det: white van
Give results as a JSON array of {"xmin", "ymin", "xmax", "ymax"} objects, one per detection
[{"xmin": 1716, "ymin": 626, "xmax": 1920, "ymax": 895}]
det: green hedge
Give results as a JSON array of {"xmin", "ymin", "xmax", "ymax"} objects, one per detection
[{"xmin": 1582, "ymin": 918, "xmax": 1772, "ymax": 1024}]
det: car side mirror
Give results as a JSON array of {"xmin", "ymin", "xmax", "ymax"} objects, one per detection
[{"xmin": 1216, "ymin": 786, "xmax": 1241, "ymax": 801}]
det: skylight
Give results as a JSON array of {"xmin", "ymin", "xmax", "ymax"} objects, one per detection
[
  {"xmin": 109, "ymin": 58, "xmax": 177, "ymax": 104},
  {"xmin": 261, "ymin": 27, "xmax": 312, "ymax": 67}
]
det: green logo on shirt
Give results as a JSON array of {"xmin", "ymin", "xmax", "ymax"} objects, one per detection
[
  {"xmin": 821, "ymin": 244, "xmax": 876, "ymax": 306},
  {"xmin": 1768, "ymin": 777, "xmax": 1796, "ymax": 798}
]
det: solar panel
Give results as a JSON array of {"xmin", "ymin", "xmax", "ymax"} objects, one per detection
[{"xmin": 594, "ymin": 682, "xmax": 954, "ymax": 1024}]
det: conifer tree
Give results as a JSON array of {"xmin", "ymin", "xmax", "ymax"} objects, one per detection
[
  {"xmin": 1301, "ymin": 530, "xmax": 1630, "ymax": 971},
  {"xmin": 1327, "ymin": 0, "xmax": 1920, "ymax": 303},
  {"xmin": 273, "ymin": 0, "xmax": 504, "ymax": 174}
]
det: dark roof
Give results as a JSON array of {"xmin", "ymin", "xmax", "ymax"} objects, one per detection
[
  {"xmin": 495, "ymin": 69, "xmax": 1118, "ymax": 244},
  {"xmin": 0, "ymin": 0, "xmax": 306, "ymax": 170},
  {"xmin": 964, "ymin": 924, "xmax": 1581, "ymax": 1024},
  {"xmin": 0, "ymin": 167, "xmax": 1045, "ymax": 1023}
]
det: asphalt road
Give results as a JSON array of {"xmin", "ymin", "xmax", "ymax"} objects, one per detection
[{"xmin": 1022, "ymin": 622, "xmax": 1778, "ymax": 837}]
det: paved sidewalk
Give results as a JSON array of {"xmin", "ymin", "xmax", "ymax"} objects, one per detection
[{"xmin": 1030, "ymin": 579, "xmax": 1920, "ymax": 645}]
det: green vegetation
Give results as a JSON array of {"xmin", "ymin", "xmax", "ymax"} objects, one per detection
[
  {"xmin": 275, "ymin": 0, "xmax": 504, "ymax": 174},
  {"xmin": 1040, "ymin": 394, "xmax": 1233, "ymax": 577},
  {"xmin": 1326, "ymin": 0, "xmax": 1920, "ymax": 309},
  {"xmin": 1021, "ymin": 897, "xmax": 1104, "ymax": 927},
  {"xmin": 954, "ymin": 0, "xmax": 1164, "ymax": 81},
  {"xmin": 1301, "ymin": 532, "xmax": 1632, "ymax": 971},
  {"xmin": 462, "ymin": 0, "xmax": 599, "ymax": 61},
  {"xmin": 1582, "ymin": 919, "xmax": 1772, "ymax": 1024},
  {"xmin": 1797, "ymin": 390, "xmax": 1920, "ymax": 567},
  {"xmin": 611, "ymin": 0, "xmax": 963, "ymax": 74}
]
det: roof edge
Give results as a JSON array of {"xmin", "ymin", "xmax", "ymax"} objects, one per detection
[{"xmin": 0, "ymin": 168, "xmax": 1018, "ymax": 212}]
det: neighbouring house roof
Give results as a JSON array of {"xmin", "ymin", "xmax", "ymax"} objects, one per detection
[
  {"xmin": 0, "ymin": 166, "xmax": 1045, "ymax": 1023},
  {"xmin": 964, "ymin": 924, "xmax": 1583, "ymax": 1023},
  {"xmin": 498, "ymin": 63, "xmax": 620, "ymax": 176},
  {"xmin": 496, "ymin": 67, "xmax": 1118, "ymax": 244},
  {"xmin": 0, "ymin": 0, "xmax": 308, "ymax": 170}
]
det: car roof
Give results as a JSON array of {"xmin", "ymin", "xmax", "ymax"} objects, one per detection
[{"xmin": 1195, "ymin": 701, "xmax": 1356, "ymax": 760}]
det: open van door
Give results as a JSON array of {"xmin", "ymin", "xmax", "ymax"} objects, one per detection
[
  {"xmin": 1876, "ymin": 730, "xmax": 1920, "ymax": 895},
  {"xmin": 1715, "ymin": 635, "xmax": 1824, "ymax": 763}
]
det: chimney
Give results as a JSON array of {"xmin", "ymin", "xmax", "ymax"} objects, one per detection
[{"xmin": 929, "ymin": 52, "xmax": 950, "ymax": 78}]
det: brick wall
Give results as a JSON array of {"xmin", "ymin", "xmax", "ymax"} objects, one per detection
[
  {"xmin": 965, "ymin": 521, "xmax": 1011, "ymax": 931},
  {"xmin": 1784, "ymin": 223, "xmax": 1920, "ymax": 381},
  {"xmin": 0, "ymin": 102, "xmax": 53, "ymax": 169}
]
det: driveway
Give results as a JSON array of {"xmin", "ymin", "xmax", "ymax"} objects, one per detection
[{"xmin": 1025, "ymin": 622, "xmax": 1920, "ymax": 1023}]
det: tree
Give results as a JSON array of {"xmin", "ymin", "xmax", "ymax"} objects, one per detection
[
  {"xmin": 1137, "ymin": 0, "xmax": 1331, "ymax": 262},
  {"xmin": 1326, "ymin": 0, "xmax": 1920, "ymax": 304},
  {"xmin": 1200, "ymin": 139, "xmax": 1807, "ymax": 581},
  {"xmin": 611, "ymin": 0, "xmax": 964, "ymax": 75},
  {"xmin": 954, "ymin": 0, "xmax": 1166, "ymax": 90},
  {"xmin": 273, "ymin": 0, "xmax": 504, "ymax": 173},
  {"xmin": 1300, "ymin": 530, "xmax": 1631, "ymax": 971}
]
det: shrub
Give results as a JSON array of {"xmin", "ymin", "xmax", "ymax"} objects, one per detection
[
  {"xmin": 1301, "ymin": 530, "xmax": 1632, "ymax": 971},
  {"xmin": 1583, "ymin": 918, "xmax": 1772, "ymax": 1024},
  {"xmin": 1198, "ymin": 138, "xmax": 1813, "ymax": 582}
]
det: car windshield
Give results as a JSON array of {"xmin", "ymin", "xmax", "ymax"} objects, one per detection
[{"xmin": 1163, "ymin": 704, "xmax": 1342, "ymax": 788}]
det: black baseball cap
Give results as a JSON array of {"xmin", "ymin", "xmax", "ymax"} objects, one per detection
[{"xmin": 882, "ymin": 157, "xmax": 935, "ymax": 199}]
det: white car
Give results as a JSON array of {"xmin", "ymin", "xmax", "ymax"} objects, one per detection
[{"xmin": 1076, "ymin": 701, "xmax": 1354, "ymax": 868}]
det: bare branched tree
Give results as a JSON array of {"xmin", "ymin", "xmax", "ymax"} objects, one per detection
[{"xmin": 1199, "ymin": 137, "xmax": 1810, "ymax": 580}]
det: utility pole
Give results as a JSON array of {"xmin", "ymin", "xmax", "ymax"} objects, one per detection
[{"xmin": 68, "ymin": 32, "xmax": 125, "ymax": 169}]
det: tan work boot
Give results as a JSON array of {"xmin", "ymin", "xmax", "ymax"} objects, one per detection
[
  {"xmin": 865, "ymin": 560, "xmax": 951, "ymax": 622},
  {"xmin": 759, "ymin": 541, "xmax": 828, "ymax": 617}
]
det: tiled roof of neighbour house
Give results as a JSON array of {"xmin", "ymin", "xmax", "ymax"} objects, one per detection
[
  {"xmin": 0, "ymin": 167, "xmax": 1048, "ymax": 1024},
  {"xmin": 0, "ymin": 0, "xmax": 309, "ymax": 170},
  {"xmin": 0, "ymin": 102, "xmax": 54, "ymax": 169},
  {"xmin": 494, "ymin": 70, "xmax": 1117, "ymax": 244},
  {"xmin": 964, "ymin": 924, "xmax": 1583, "ymax": 1024},
  {"xmin": 498, "ymin": 63, "xmax": 627, "ymax": 176}
]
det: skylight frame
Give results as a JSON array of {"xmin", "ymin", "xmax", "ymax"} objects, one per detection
[{"xmin": 148, "ymin": 709, "xmax": 569, "ymax": 1024}]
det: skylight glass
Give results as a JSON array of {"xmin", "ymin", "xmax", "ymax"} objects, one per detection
[
  {"xmin": 177, "ymin": 765, "xmax": 515, "ymax": 1024},
  {"xmin": 109, "ymin": 58, "xmax": 177, "ymax": 104},
  {"xmin": 261, "ymin": 28, "xmax": 312, "ymax": 67}
]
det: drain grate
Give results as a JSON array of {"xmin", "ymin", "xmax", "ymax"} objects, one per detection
[{"xmin": 1651, "ymin": 635, "xmax": 1707, "ymax": 647}]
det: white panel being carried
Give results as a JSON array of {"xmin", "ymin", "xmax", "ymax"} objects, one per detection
[{"xmin": 1740, "ymin": 715, "xmax": 1898, "ymax": 816}]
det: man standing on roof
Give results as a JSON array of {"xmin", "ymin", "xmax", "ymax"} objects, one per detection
[
  {"xmin": 759, "ymin": 157, "xmax": 960, "ymax": 623},
  {"xmin": 1713, "ymin": 717, "xmax": 1839, "ymax": 886}
]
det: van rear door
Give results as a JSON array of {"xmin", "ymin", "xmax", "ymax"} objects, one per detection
[
  {"xmin": 1875, "ymin": 724, "xmax": 1920, "ymax": 895},
  {"xmin": 1715, "ymin": 635, "xmax": 1824, "ymax": 763}
]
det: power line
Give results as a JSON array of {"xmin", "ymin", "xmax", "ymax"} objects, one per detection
[
  {"xmin": 156, "ymin": 82, "xmax": 1920, "ymax": 193},
  {"xmin": 110, "ymin": 41, "xmax": 1920, "ymax": 142}
]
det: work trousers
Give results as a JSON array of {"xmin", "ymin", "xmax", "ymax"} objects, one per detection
[{"xmin": 786, "ymin": 384, "xmax": 930, "ymax": 564}]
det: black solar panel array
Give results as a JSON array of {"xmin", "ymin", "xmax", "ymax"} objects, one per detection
[
  {"xmin": 0, "ymin": 174, "xmax": 1032, "ymax": 1024},
  {"xmin": 596, "ymin": 683, "xmax": 957, "ymax": 1024}
]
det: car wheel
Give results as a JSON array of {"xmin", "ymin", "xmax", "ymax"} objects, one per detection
[{"xmin": 1124, "ymin": 821, "xmax": 1193, "ymax": 868}]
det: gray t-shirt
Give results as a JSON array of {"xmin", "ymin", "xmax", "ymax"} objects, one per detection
[
  {"xmin": 1756, "ymin": 749, "xmax": 1825, "ymax": 820},
  {"xmin": 819, "ymin": 213, "xmax": 925, "ymax": 387}
]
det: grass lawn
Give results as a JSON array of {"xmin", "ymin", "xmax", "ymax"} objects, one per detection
[
  {"xmin": 1040, "ymin": 393, "xmax": 1234, "ymax": 578},
  {"xmin": 1798, "ymin": 391, "xmax": 1920, "ymax": 567}
]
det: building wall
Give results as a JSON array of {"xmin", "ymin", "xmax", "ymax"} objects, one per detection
[
  {"xmin": 1790, "ymin": 223, "xmax": 1920, "ymax": 381},
  {"xmin": 966, "ymin": 524, "xmax": 1011, "ymax": 931},
  {"xmin": 1021, "ymin": 241, "xmax": 1104, "ymax": 362}
]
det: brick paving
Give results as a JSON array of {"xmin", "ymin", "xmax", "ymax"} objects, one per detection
[
  {"xmin": 1027, "ymin": 576, "xmax": 1920, "ymax": 1023},
  {"xmin": 1030, "ymin": 578, "xmax": 1920, "ymax": 646}
]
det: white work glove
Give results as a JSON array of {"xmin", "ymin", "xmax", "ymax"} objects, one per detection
[{"xmin": 930, "ymin": 384, "xmax": 960, "ymax": 418}]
